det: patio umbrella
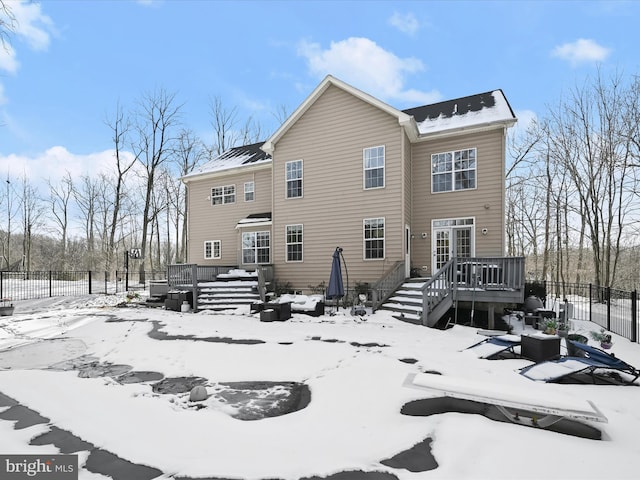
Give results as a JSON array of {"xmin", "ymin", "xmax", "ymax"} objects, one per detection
[{"xmin": 327, "ymin": 247, "xmax": 345, "ymax": 309}]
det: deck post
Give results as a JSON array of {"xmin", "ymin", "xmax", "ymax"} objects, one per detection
[{"xmin": 488, "ymin": 303, "xmax": 495, "ymax": 330}]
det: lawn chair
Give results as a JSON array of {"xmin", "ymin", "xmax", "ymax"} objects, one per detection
[
  {"xmin": 464, "ymin": 334, "xmax": 521, "ymax": 359},
  {"xmin": 519, "ymin": 340, "xmax": 640, "ymax": 385}
]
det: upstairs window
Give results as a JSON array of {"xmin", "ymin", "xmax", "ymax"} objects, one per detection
[
  {"xmin": 432, "ymin": 148, "xmax": 476, "ymax": 193},
  {"xmin": 364, "ymin": 217, "xmax": 385, "ymax": 260},
  {"xmin": 244, "ymin": 182, "xmax": 255, "ymax": 202},
  {"xmin": 212, "ymin": 185, "xmax": 235, "ymax": 205},
  {"xmin": 364, "ymin": 146, "xmax": 385, "ymax": 189},
  {"xmin": 286, "ymin": 224, "xmax": 303, "ymax": 262},
  {"xmin": 204, "ymin": 240, "xmax": 221, "ymax": 259},
  {"xmin": 286, "ymin": 160, "xmax": 303, "ymax": 198}
]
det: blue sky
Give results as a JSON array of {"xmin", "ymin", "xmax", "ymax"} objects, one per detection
[{"xmin": 1, "ymin": 0, "xmax": 639, "ymax": 182}]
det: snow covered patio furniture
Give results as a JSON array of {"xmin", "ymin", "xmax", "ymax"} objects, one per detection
[
  {"xmin": 403, "ymin": 372, "xmax": 608, "ymax": 438},
  {"xmin": 520, "ymin": 340, "xmax": 640, "ymax": 385},
  {"xmin": 277, "ymin": 294, "xmax": 325, "ymax": 317},
  {"xmin": 261, "ymin": 301, "xmax": 291, "ymax": 321},
  {"xmin": 520, "ymin": 333, "xmax": 561, "ymax": 362},
  {"xmin": 465, "ymin": 334, "xmax": 521, "ymax": 359}
]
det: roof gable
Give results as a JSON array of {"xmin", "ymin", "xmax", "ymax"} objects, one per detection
[{"xmin": 262, "ymin": 75, "xmax": 416, "ymax": 154}]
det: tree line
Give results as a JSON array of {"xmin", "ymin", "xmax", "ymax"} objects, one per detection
[
  {"xmin": 507, "ymin": 70, "xmax": 640, "ymax": 290},
  {"xmin": 1, "ymin": 89, "xmax": 275, "ymax": 278}
]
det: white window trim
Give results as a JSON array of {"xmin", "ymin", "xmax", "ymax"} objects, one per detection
[
  {"xmin": 211, "ymin": 184, "xmax": 236, "ymax": 205},
  {"xmin": 431, "ymin": 147, "xmax": 477, "ymax": 194},
  {"xmin": 363, "ymin": 217, "xmax": 385, "ymax": 261},
  {"xmin": 244, "ymin": 182, "xmax": 255, "ymax": 202},
  {"xmin": 285, "ymin": 159, "xmax": 303, "ymax": 199},
  {"xmin": 204, "ymin": 240, "xmax": 221, "ymax": 260},
  {"xmin": 242, "ymin": 231, "xmax": 271, "ymax": 265},
  {"xmin": 285, "ymin": 224, "xmax": 304, "ymax": 263},
  {"xmin": 363, "ymin": 145, "xmax": 385, "ymax": 190}
]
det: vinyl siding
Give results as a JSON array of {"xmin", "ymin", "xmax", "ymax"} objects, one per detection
[
  {"xmin": 410, "ymin": 128, "xmax": 506, "ymax": 271},
  {"xmin": 271, "ymin": 85, "xmax": 405, "ymax": 290},
  {"xmin": 185, "ymin": 165, "xmax": 272, "ymax": 265}
]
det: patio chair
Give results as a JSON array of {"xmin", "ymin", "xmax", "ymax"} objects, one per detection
[
  {"xmin": 464, "ymin": 334, "xmax": 521, "ymax": 359},
  {"xmin": 519, "ymin": 340, "xmax": 639, "ymax": 385}
]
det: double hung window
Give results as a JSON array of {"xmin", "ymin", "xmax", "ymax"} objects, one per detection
[
  {"xmin": 211, "ymin": 185, "xmax": 235, "ymax": 205},
  {"xmin": 432, "ymin": 148, "xmax": 476, "ymax": 193},
  {"xmin": 286, "ymin": 225, "xmax": 303, "ymax": 262},
  {"xmin": 244, "ymin": 182, "xmax": 255, "ymax": 202},
  {"xmin": 364, "ymin": 146, "xmax": 385, "ymax": 189},
  {"xmin": 364, "ymin": 218, "xmax": 385, "ymax": 259},
  {"xmin": 204, "ymin": 240, "xmax": 221, "ymax": 259},
  {"xmin": 286, "ymin": 160, "xmax": 303, "ymax": 198}
]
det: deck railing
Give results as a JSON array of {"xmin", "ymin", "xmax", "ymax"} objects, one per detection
[
  {"xmin": 420, "ymin": 259, "xmax": 456, "ymax": 324},
  {"xmin": 371, "ymin": 261, "xmax": 405, "ymax": 311},
  {"xmin": 454, "ymin": 256, "xmax": 526, "ymax": 290}
]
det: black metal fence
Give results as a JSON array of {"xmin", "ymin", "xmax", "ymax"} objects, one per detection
[
  {"xmin": 0, "ymin": 270, "xmax": 167, "ymax": 301},
  {"xmin": 531, "ymin": 281, "xmax": 638, "ymax": 344}
]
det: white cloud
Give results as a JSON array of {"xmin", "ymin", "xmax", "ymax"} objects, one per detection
[
  {"xmin": 0, "ymin": 147, "xmax": 135, "ymax": 191},
  {"xmin": 0, "ymin": 42, "xmax": 19, "ymax": 74},
  {"xmin": 0, "ymin": 83, "xmax": 6, "ymax": 105},
  {"xmin": 551, "ymin": 38, "xmax": 611, "ymax": 66},
  {"xmin": 12, "ymin": 0, "xmax": 54, "ymax": 51},
  {"xmin": 297, "ymin": 37, "xmax": 440, "ymax": 105},
  {"xmin": 389, "ymin": 12, "xmax": 419, "ymax": 35},
  {"xmin": 0, "ymin": 1, "xmax": 54, "ymax": 75}
]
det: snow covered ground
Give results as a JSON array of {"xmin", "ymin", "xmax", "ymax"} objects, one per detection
[{"xmin": 1, "ymin": 293, "xmax": 640, "ymax": 479}]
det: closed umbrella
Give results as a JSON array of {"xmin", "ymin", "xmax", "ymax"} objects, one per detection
[{"xmin": 327, "ymin": 247, "xmax": 345, "ymax": 310}]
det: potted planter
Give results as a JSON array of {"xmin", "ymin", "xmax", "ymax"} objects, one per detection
[
  {"xmin": 590, "ymin": 328, "xmax": 613, "ymax": 350},
  {"xmin": 557, "ymin": 321, "xmax": 570, "ymax": 338},
  {"xmin": 544, "ymin": 319, "xmax": 558, "ymax": 335},
  {"xmin": 0, "ymin": 298, "xmax": 14, "ymax": 316}
]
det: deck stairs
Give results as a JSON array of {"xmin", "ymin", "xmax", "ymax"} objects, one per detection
[
  {"xmin": 379, "ymin": 278, "xmax": 429, "ymax": 325},
  {"xmin": 196, "ymin": 271, "xmax": 261, "ymax": 311}
]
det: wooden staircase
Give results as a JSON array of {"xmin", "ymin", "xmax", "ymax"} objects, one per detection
[
  {"xmin": 379, "ymin": 278, "xmax": 426, "ymax": 324},
  {"xmin": 196, "ymin": 271, "xmax": 261, "ymax": 311}
]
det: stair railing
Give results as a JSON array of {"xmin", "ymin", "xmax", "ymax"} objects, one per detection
[
  {"xmin": 256, "ymin": 265, "xmax": 274, "ymax": 302},
  {"xmin": 371, "ymin": 261, "xmax": 405, "ymax": 311},
  {"xmin": 420, "ymin": 259, "xmax": 456, "ymax": 325}
]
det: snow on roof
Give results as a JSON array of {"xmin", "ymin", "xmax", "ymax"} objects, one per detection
[
  {"xmin": 404, "ymin": 89, "xmax": 516, "ymax": 135},
  {"xmin": 183, "ymin": 142, "xmax": 271, "ymax": 179}
]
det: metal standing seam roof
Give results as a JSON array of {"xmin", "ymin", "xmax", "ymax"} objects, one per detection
[{"xmin": 183, "ymin": 142, "xmax": 272, "ymax": 178}]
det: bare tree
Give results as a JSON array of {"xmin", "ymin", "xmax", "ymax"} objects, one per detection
[
  {"xmin": 19, "ymin": 175, "xmax": 45, "ymax": 272},
  {"xmin": 173, "ymin": 129, "xmax": 204, "ymax": 262},
  {"xmin": 131, "ymin": 88, "xmax": 182, "ymax": 281},
  {"xmin": 104, "ymin": 102, "xmax": 137, "ymax": 272},
  {"xmin": 0, "ymin": 0, "xmax": 15, "ymax": 53},
  {"xmin": 1, "ymin": 174, "xmax": 20, "ymax": 269},
  {"xmin": 48, "ymin": 172, "xmax": 74, "ymax": 269},
  {"xmin": 74, "ymin": 174, "xmax": 101, "ymax": 270},
  {"xmin": 545, "ymin": 71, "xmax": 639, "ymax": 288}
]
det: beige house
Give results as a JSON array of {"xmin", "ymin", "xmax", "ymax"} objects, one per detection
[{"xmin": 182, "ymin": 75, "xmax": 517, "ymax": 307}]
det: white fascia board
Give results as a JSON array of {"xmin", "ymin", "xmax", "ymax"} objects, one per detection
[{"xmin": 412, "ymin": 118, "xmax": 518, "ymax": 143}]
